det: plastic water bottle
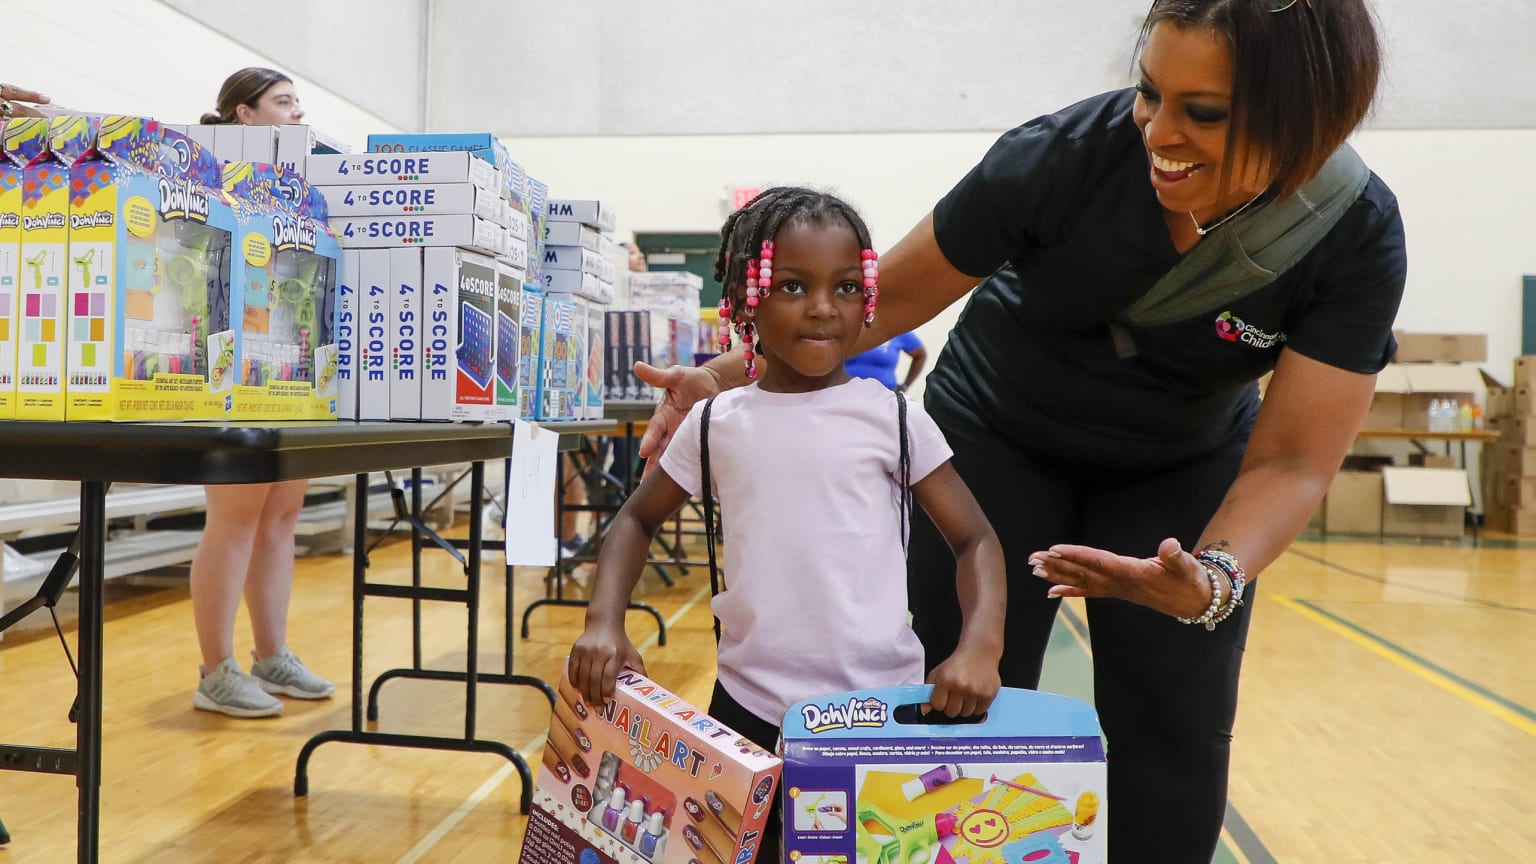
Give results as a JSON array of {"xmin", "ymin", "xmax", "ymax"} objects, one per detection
[
  {"xmin": 1459, "ymin": 401, "xmax": 1473, "ymax": 432},
  {"xmin": 1427, "ymin": 399, "xmax": 1443, "ymax": 431}
]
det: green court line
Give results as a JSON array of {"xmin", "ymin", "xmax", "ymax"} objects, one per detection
[{"xmin": 1042, "ymin": 605, "xmax": 1272, "ymax": 864}]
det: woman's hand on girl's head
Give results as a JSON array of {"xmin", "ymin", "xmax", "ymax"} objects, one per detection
[
  {"xmin": 568, "ymin": 626, "xmax": 646, "ymax": 706},
  {"xmin": 635, "ymin": 361, "xmax": 725, "ymax": 476},
  {"xmin": 925, "ymin": 648, "xmax": 1002, "ymax": 719},
  {"xmin": 1029, "ymin": 538, "xmax": 1214, "ymax": 619}
]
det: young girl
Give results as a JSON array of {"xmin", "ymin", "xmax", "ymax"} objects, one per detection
[{"xmin": 569, "ymin": 187, "xmax": 1006, "ymax": 856}]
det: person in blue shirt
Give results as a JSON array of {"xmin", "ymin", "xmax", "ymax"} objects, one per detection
[{"xmin": 844, "ymin": 331, "xmax": 927, "ymax": 392}]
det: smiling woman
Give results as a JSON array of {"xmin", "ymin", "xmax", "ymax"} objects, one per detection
[{"xmin": 631, "ymin": 1, "xmax": 1405, "ymax": 860}]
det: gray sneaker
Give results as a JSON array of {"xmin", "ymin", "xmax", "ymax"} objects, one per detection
[
  {"xmin": 250, "ymin": 647, "xmax": 335, "ymax": 700},
  {"xmin": 194, "ymin": 658, "xmax": 284, "ymax": 718}
]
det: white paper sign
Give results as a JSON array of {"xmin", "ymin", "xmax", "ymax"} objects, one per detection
[{"xmin": 504, "ymin": 420, "xmax": 559, "ymax": 566}]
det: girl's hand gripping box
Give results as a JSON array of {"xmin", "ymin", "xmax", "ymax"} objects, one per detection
[
  {"xmin": 780, "ymin": 686, "xmax": 1107, "ymax": 864},
  {"xmin": 520, "ymin": 668, "xmax": 782, "ymax": 864}
]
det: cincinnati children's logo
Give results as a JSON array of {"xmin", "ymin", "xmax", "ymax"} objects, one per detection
[
  {"xmin": 1214, "ymin": 311, "xmax": 1285, "ymax": 349},
  {"xmin": 801, "ymin": 697, "xmax": 890, "ymax": 734}
]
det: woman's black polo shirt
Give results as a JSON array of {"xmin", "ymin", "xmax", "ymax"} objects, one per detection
[{"xmin": 927, "ymin": 89, "xmax": 1407, "ymax": 470}]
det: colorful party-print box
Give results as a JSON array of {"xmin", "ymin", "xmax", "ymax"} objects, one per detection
[
  {"xmin": 224, "ymin": 163, "xmax": 341, "ymax": 421},
  {"xmin": 780, "ymin": 686, "xmax": 1107, "ymax": 864},
  {"xmin": 0, "ymin": 119, "xmax": 28, "ymax": 418},
  {"xmin": 520, "ymin": 668, "xmax": 782, "ymax": 864}
]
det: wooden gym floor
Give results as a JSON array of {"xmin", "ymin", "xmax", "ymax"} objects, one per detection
[{"xmin": 1, "ymin": 523, "xmax": 1532, "ymax": 862}]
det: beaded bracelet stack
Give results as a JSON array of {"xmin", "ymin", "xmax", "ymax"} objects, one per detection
[{"xmin": 1175, "ymin": 549, "xmax": 1248, "ymax": 631}]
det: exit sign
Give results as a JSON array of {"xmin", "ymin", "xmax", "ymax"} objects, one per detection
[{"xmin": 731, "ymin": 186, "xmax": 761, "ymax": 211}]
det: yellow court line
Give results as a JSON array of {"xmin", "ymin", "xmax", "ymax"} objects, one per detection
[
  {"xmin": 1272, "ymin": 595, "xmax": 1536, "ymax": 739},
  {"xmin": 396, "ymin": 583, "xmax": 713, "ymax": 864}
]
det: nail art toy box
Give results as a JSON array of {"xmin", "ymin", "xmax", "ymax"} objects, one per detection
[
  {"xmin": 224, "ymin": 163, "xmax": 341, "ymax": 420},
  {"xmin": 521, "ymin": 668, "xmax": 783, "ymax": 864},
  {"xmin": 780, "ymin": 686, "xmax": 1107, "ymax": 864}
]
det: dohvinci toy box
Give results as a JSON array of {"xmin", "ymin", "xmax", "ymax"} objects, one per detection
[
  {"xmin": 780, "ymin": 686, "xmax": 1106, "ymax": 864},
  {"xmin": 8, "ymin": 117, "xmax": 73, "ymax": 420},
  {"xmin": 60, "ymin": 120, "xmax": 243, "ymax": 420},
  {"xmin": 520, "ymin": 667, "xmax": 781, "ymax": 864},
  {"xmin": 0, "ymin": 119, "xmax": 27, "ymax": 418},
  {"xmin": 223, "ymin": 163, "xmax": 340, "ymax": 420}
]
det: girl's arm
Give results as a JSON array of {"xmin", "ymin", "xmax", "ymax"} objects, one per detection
[
  {"xmin": 1031, "ymin": 349, "xmax": 1373, "ymax": 616},
  {"xmin": 910, "ymin": 461, "xmax": 1007, "ymax": 717},
  {"xmin": 569, "ymin": 469, "xmax": 692, "ymax": 705}
]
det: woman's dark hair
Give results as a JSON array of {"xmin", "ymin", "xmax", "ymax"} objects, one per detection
[
  {"xmin": 1139, "ymin": 0, "xmax": 1381, "ymax": 198},
  {"xmin": 713, "ymin": 187, "xmax": 874, "ymax": 311},
  {"xmin": 199, "ymin": 67, "xmax": 291, "ymax": 125}
]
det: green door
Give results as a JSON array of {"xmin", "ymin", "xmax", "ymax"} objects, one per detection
[{"xmin": 634, "ymin": 231, "xmax": 723, "ymax": 307}]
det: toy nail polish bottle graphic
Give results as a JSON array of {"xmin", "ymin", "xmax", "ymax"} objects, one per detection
[
  {"xmin": 1072, "ymin": 791, "xmax": 1099, "ymax": 840},
  {"xmin": 902, "ymin": 764, "xmax": 964, "ymax": 801},
  {"xmin": 601, "ymin": 787, "xmax": 627, "ymax": 832},
  {"xmin": 621, "ymin": 800, "xmax": 644, "ymax": 844},
  {"xmin": 638, "ymin": 811, "xmax": 666, "ymax": 859}
]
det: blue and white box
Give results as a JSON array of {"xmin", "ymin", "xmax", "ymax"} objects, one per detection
[{"xmin": 781, "ymin": 686, "xmax": 1107, "ymax": 864}]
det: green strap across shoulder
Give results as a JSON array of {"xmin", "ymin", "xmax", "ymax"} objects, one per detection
[{"xmin": 1117, "ymin": 143, "xmax": 1371, "ymax": 330}]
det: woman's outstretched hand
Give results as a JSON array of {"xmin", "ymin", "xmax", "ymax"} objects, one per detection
[
  {"xmin": 634, "ymin": 361, "xmax": 725, "ymax": 476},
  {"xmin": 1028, "ymin": 537, "xmax": 1216, "ymax": 619}
]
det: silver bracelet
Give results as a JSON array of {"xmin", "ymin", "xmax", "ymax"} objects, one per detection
[{"xmin": 1176, "ymin": 561, "xmax": 1224, "ymax": 631}]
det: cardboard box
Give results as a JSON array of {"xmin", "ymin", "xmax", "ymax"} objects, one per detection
[
  {"xmin": 224, "ymin": 163, "xmax": 342, "ymax": 421},
  {"xmin": 318, "ymin": 182, "xmax": 503, "ymax": 222},
  {"xmin": 328, "ymin": 214, "xmax": 503, "ymax": 256},
  {"xmin": 519, "ymin": 668, "xmax": 782, "ymax": 864},
  {"xmin": 62, "ymin": 121, "xmax": 241, "ymax": 420},
  {"xmin": 781, "ymin": 685, "xmax": 1106, "ymax": 864},
  {"xmin": 356, "ymin": 249, "xmax": 390, "ymax": 419},
  {"xmin": 1324, "ymin": 470, "xmax": 1383, "ymax": 535},
  {"xmin": 450, "ymin": 249, "xmax": 499, "ymax": 422},
  {"xmin": 276, "ymin": 124, "xmax": 314, "ymax": 178},
  {"xmin": 389, "ymin": 247, "xmax": 422, "ymax": 420},
  {"xmin": 213, "ymin": 124, "xmax": 243, "ymax": 163},
  {"xmin": 1489, "ymin": 505, "xmax": 1536, "ymax": 536},
  {"xmin": 537, "ymin": 292, "xmax": 583, "ymax": 421},
  {"xmin": 306, "ymin": 151, "xmax": 496, "ymax": 190},
  {"xmin": 493, "ymin": 260, "xmax": 522, "ymax": 421},
  {"xmin": 1514, "ymin": 355, "xmax": 1536, "ymax": 389},
  {"xmin": 604, "ymin": 310, "xmax": 653, "ymax": 401},
  {"xmin": 583, "ymin": 298, "xmax": 605, "ymax": 420},
  {"xmin": 542, "ymin": 268, "xmax": 614, "ymax": 304},
  {"xmin": 419, "ymin": 247, "xmax": 462, "ymax": 421},
  {"xmin": 546, "ymin": 198, "xmax": 616, "ymax": 233},
  {"xmin": 0, "ymin": 118, "xmax": 30, "ymax": 418},
  {"xmin": 1364, "ymin": 364, "xmax": 1409, "ymax": 428},
  {"xmin": 1381, "ymin": 467, "xmax": 1469, "ymax": 539},
  {"xmin": 516, "ymin": 281, "xmax": 542, "ymax": 420},
  {"xmin": 336, "ymin": 248, "xmax": 359, "ymax": 419},
  {"xmin": 1499, "ymin": 416, "xmax": 1536, "ymax": 447},
  {"xmin": 545, "ymin": 220, "xmax": 602, "ymax": 252},
  {"xmin": 242, "ymin": 126, "xmax": 276, "ymax": 165},
  {"xmin": 9, "ymin": 117, "xmax": 71, "ymax": 419},
  {"xmin": 543, "ymin": 245, "xmax": 618, "ymax": 284},
  {"xmin": 1392, "ymin": 331, "xmax": 1488, "ymax": 364},
  {"xmin": 1408, "ymin": 453, "xmax": 1455, "ymax": 469},
  {"xmin": 1399, "ymin": 364, "xmax": 1485, "ymax": 430}
]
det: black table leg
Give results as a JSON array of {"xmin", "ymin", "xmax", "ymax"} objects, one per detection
[{"xmin": 77, "ymin": 480, "xmax": 106, "ymax": 864}]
